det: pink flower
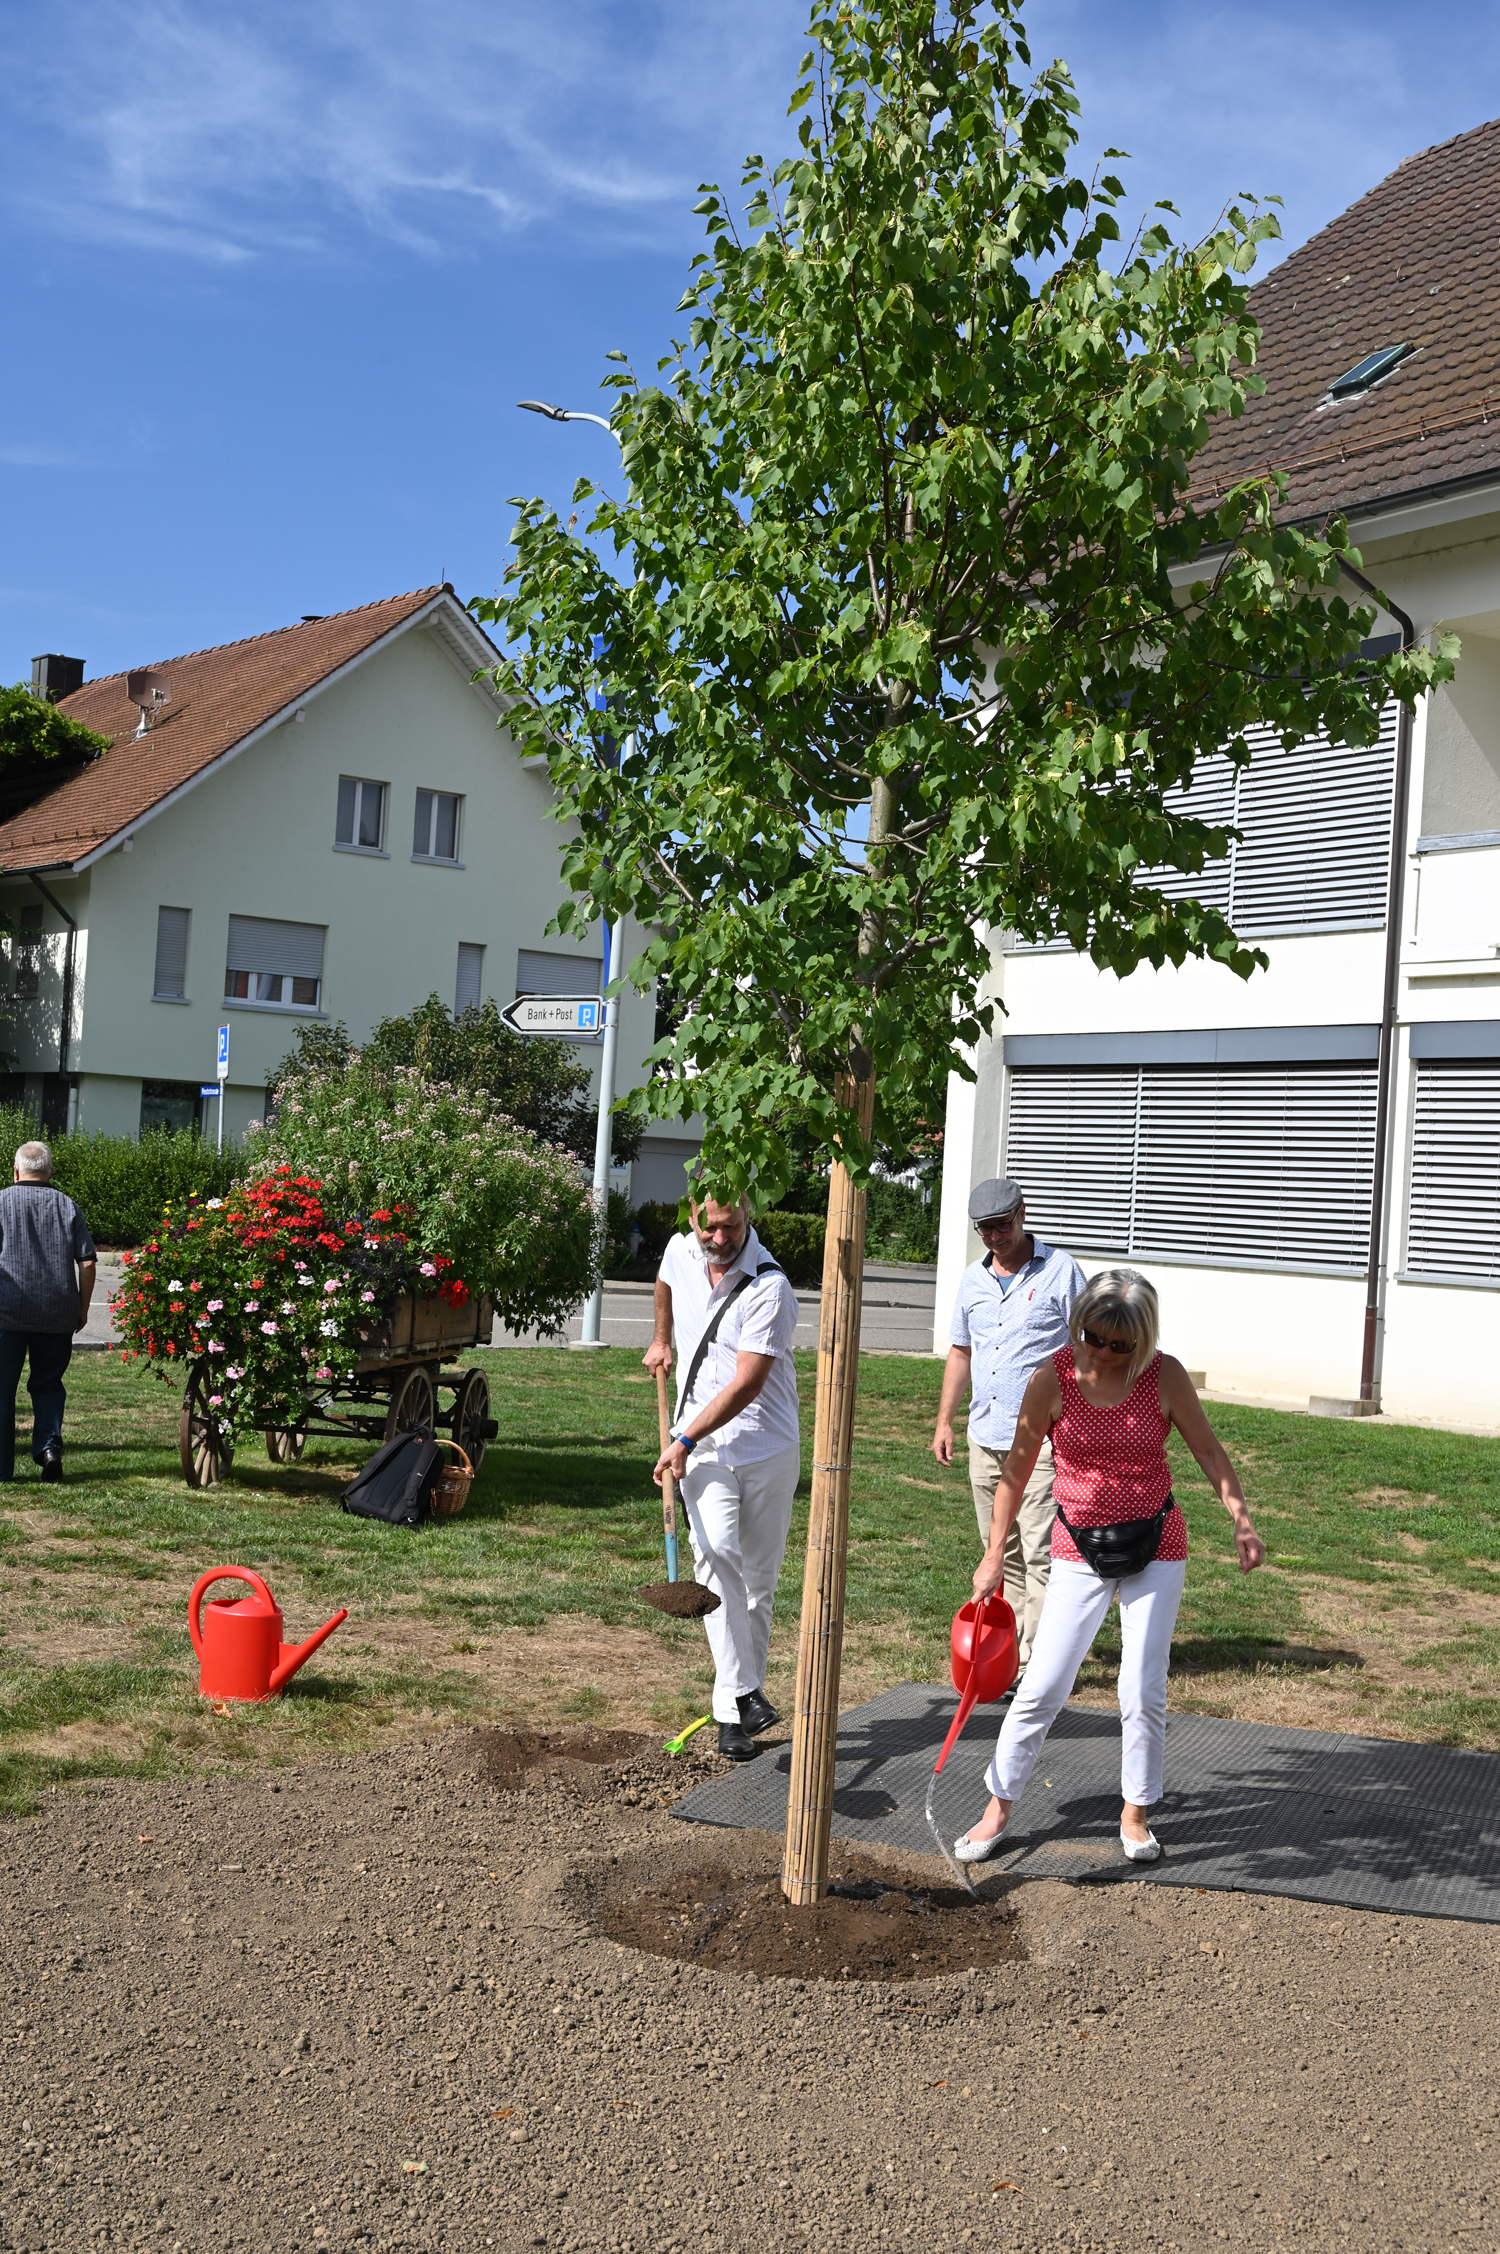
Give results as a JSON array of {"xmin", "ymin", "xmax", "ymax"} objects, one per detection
[
  {"xmin": 209, "ymin": 1394, "xmax": 223, "ymax": 1407},
  {"xmin": 206, "ymin": 1299, "xmax": 223, "ymax": 1313},
  {"xmin": 260, "ymin": 1321, "xmax": 278, "ymax": 1335},
  {"xmin": 314, "ymin": 1365, "xmax": 332, "ymax": 1379},
  {"xmin": 244, "ymin": 1300, "xmax": 259, "ymax": 1313},
  {"xmin": 226, "ymin": 1365, "xmax": 244, "ymax": 1379},
  {"xmin": 419, "ymin": 1262, "xmax": 437, "ymax": 1277},
  {"xmin": 323, "ymin": 1280, "xmax": 339, "ymax": 1295},
  {"xmin": 361, "ymin": 1290, "xmax": 375, "ymax": 1303},
  {"xmin": 208, "ymin": 1340, "xmax": 223, "ymax": 1354}
]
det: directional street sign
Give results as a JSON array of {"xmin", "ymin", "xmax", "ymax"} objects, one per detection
[
  {"xmin": 199, "ymin": 1085, "xmax": 222, "ymax": 1100},
  {"xmin": 216, "ymin": 1023, "xmax": 231, "ymax": 1080},
  {"xmin": 500, "ymin": 995, "xmax": 601, "ymax": 1038}
]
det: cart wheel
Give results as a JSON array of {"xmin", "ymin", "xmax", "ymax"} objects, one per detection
[
  {"xmin": 180, "ymin": 1363, "xmax": 235, "ymax": 1489},
  {"xmin": 383, "ymin": 1363, "xmax": 437, "ymax": 1443},
  {"xmin": 452, "ymin": 1367, "xmax": 491, "ymax": 1477},
  {"xmin": 264, "ymin": 1425, "xmax": 307, "ymax": 1464}
]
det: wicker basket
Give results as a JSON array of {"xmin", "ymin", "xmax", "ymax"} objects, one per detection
[{"xmin": 430, "ymin": 1439, "xmax": 475, "ymax": 1518}]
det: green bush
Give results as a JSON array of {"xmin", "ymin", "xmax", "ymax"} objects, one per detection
[
  {"xmin": 750, "ymin": 1208, "xmax": 825, "ymax": 1287},
  {"xmin": 0, "ymin": 1108, "xmax": 242, "ymax": 1247},
  {"xmin": 632, "ymin": 1200, "xmax": 684, "ymax": 1267},
  {"xmin": 865, "ymin": 1177, "xmax": 938, "ymax": 1264}
]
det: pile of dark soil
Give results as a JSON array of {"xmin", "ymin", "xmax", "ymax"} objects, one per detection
[
  {"xmin": 476, "ymin": 1724, "xmax": 654, "ymax": 1791},
  {"xmin": 594, "ymin": 1850, "xmax": 1024, "ymax": 1980},
  {"xmin": 636, "ymin": 1580, "xmax": 719, "ymax": 1617}
]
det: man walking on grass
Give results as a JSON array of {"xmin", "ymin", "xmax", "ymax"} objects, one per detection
[
  {"xmin": 932, "ymin": 1178, "xmax": 1085, "ymax": 1674},
  {"xmin": 647, "ymin": 1188, "xmax": 800, "ymax": 1763},
  {"xmin": 0, "ymin": 1141, "xmax": 97, "ymax": 1484}
]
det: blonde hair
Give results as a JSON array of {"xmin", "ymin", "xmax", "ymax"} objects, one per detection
[{"xmin": 1069, "ymin": 1267, "xmax": 1160, "ymax": 1383}]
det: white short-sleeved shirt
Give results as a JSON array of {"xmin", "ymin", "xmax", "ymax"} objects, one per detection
[
  {"xmin": 949, "ymin": 1237, "xmax": 1086, "ymax": 1449},
  {"xmin": 659, "ymin": 1224, "xmax": 800, "ymax": 1466}
]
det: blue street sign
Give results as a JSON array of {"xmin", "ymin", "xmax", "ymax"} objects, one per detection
[
  {"xmin": 216, "ymin": 1023, "xmax": 230, "ymax": 1078},
  {"xmin": 200, "ymin": 1085, "xmax": 221, "ymax": 1099}
]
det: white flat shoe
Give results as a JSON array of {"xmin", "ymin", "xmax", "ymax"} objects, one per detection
[
  {"xmin": 954, "ymin": 1827, "xmax": 1008, "ymax": 1863},
  {"xmin": 1120, "ymin": 1828, "xmax": 1161, "ymax": 1863}
]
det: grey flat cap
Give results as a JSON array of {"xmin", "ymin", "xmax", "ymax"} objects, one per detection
[{"xmin": 968, "ymin": 1176, "xmax": 1023, "ymax": 1222}]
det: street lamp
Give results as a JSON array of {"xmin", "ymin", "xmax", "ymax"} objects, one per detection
[{"xmin": 518, "ymin": 397, "xmax": 625, "ymax": 1350}]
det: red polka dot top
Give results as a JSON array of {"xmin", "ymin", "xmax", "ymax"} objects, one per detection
[{"xmin": 1049, "ymin": 1346, "xmax": 1187, "ymax": 1565}]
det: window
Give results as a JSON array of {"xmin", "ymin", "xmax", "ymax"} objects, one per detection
[
  {"xmin": 1328, "ymin": 343, "xmax": 1414, "ymax": 399},
  {"xmin": 141, "ymin": 1080, "xmax": 203, "ymax": 1136},
  {"xmin": 335, "ymin": 776, "xmax": 387, "ymax": 852},
  {"xmin": 153, "ymin": 906, "xmax": 190, "ymax": 999},
  {"xmin": 224, "ymin": 915, "xmax": 325, "ymax": 1011},
  {"xmin": 14, "ymin": 905, "xmax": 42, "ymax": 998},
  {"xmin": 1405, "ymin": 1060, "xmax": 1500, "ymax": 1284},
  {"xmin": 456, "ymin": 942, "xmax": 484, "ymax": 1015},
  {"xmin": 413, "ymin": 789, "xmax": 462, "ymax": 862},
  {"xmin": 1005, "ymin": 1060, "xmax": 1379, "ymax": 1274},
  {"xmin": 516, "ymin": 948, "xmax": 603, "ymax": 998},
  {"xmin": 1006, "ymin": 703, "xmax": 1399, "ymax": 952}
]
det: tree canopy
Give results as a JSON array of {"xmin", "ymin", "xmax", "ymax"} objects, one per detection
[
  {"xmin": 0, "ymin": 683, "xmax": 109, "ymax": 768},
  {"xmin": 475, "ymin": 0, "xmax": 1454, "ymax": 1207}
]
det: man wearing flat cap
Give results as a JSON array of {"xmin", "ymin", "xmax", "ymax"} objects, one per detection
[{"xmin": 932, "ymin": 1179, "xmax": 1086, "ymax": 1673}]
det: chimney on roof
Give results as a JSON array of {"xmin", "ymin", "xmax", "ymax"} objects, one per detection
[{"xmin": 31, "ymin": 654, "xmax": 85, "ymax": 704}]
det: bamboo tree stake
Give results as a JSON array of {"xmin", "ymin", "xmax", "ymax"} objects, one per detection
[{"xmin": 781, "ymin": 1066, "xmax": 877, "ymax": 1905}]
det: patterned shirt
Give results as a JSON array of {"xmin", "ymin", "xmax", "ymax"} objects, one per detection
[
  {"xmin": 0, "ymin": 1183, "xmax": 96, "ymax": 1334},
  {"xmin": 949, "ymin": 1237, "xmax": 1086, "ymax": 1449}
]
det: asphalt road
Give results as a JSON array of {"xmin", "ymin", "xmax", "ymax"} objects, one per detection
[{"xmin": 495, "ymin": 1259, "xmax": 938, "ymax": 1357}]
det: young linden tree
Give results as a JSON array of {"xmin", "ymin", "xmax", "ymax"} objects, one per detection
[
  {"xmin": 476, "ymin": 0, "xmax": 1453, "ymax": 1901},
  {"xmin": 477, "ymin": 0, "xmax": 1449, "ymax": 1208}
]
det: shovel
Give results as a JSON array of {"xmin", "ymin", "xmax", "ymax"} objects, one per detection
[{"xmin": 636, "ymin": 1366, "xmax": 719, "ymax": 1620}]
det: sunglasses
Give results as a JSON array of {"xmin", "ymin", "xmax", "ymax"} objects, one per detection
[{"xmin": 1081, "ymin": 1326, "xmax": 1135, "ymax": 1356}]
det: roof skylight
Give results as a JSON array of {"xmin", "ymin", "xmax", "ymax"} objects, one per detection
[{"xmin": 1327, "ymin": 342, "xmax": 1415, "ymax": 399}]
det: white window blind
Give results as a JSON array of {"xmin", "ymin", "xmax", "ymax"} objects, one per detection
[
  {"xmin": 1406, "ymin": 1060, "xmax": 1500, "ymax": 1283},
  {"xmin": 456, "ymin": 942, "xmax": 484, "ymax": 1015},
  {"xmin": 517, "ymin": 949, "xmax": 602, "ymax": 998},
  {"xmin": 153, "ymin": 906, "xmax": 190, "ymax": 999},
  {"xmin": 1005, "ymin": 1061, "xmax": 1378, "ymax": 1273},
  {"xmin": 1008, "ymin": 701, "xmax": 1398, "ymax": 949}
]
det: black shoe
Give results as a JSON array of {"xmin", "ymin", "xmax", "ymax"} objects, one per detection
[
  {"xmin": 39, "ymin": 1447, "xmax": 62, "ymax": 1484},
  {"xmin": 737, "ymin": 1687, "xmax": 781, "ymax": 1737},
  {"xmin": 718, "ymin": 1722, "xmax": 760, "ymax": 1763}
]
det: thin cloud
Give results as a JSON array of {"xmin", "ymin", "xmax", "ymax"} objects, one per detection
[{"xmin": 0, "ymin": 0, "xmax": 808, "ymax": 263}]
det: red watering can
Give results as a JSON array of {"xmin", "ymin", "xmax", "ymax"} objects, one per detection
[
  {"xmin": 935, "ymin": 1591, "xmax": 1019, "ymax": 1777},
  {"xmin": 188, "ymin": 1567, "xmax": 347, "ymax": 1702}
]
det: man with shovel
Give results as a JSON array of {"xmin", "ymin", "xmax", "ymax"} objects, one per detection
[{"xmin": 648, "ymin": 1190, "xmax": 801, "ymax": 1763}]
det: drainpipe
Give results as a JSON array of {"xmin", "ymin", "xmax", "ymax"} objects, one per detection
[
  {"xmin": 1336, "ymin": 560, "xmax": 1416, "ymax": 1408},
  {"xmin": 27, "ymin": 871, "xmax": 77, "ymax": 1081}
]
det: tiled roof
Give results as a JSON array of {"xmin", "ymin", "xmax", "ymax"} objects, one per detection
[
  {"xmin": 1187, "ymin": 116, "xmax": 1500, "ymax": 521},
  {"xmin": 0, "ymin": 587, "xmax": 456, "ymax": 874}
]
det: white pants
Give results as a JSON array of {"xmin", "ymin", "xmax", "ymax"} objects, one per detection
[
  {"xmin": 682, "ymin": 1442, "xmax": 801, "ymax": 1722},
  {"xmin": 987, "ymin": 1556, "xmax": 1187, "ymax": 1809}
]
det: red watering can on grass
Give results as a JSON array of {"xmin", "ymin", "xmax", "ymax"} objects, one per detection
[{"xmin": 188, "ymin": 1567, "xmax": 348, "ymax": 1702}]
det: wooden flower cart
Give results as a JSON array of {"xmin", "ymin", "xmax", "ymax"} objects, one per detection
[{"xmin": 179, "ymin": 1288, "xmax": 497, "ymax": 1490}]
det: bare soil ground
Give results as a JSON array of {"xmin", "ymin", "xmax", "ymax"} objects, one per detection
[{"xmin": 1, "ymin": 1724, "xmax": 1494, "ymax": 2254}]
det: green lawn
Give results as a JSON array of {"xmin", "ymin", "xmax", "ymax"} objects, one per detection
[{"xmin": 0, "ymin": 1344, "xmax": 1495, "ymax": 1813}]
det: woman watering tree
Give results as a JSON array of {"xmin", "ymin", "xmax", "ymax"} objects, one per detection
[{"xmin": 956, "ymin": 1269, "xmax": 1264, "ymax": 1865}]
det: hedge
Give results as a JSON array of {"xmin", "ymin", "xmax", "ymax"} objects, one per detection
[{"xmin": 0, "ymin": 1105, "xmax": 243, "ymax": 1246}]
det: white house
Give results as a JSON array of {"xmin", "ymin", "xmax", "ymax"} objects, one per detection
[
  {"xmin": 1, "ymin": 585, "xmax": 699, "ymax": 1204},
  {"xmin": 935, "ymin": 117, "xmax": 1500, "ymax": 1431}
]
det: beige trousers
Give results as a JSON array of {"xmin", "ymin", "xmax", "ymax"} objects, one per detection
[{"xmin": 969, "ymin": 1440, "xmax": 1057, "ymax": 1670}]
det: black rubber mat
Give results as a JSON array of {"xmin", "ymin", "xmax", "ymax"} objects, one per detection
[{"xmin": 673, "ymin": 1680, "xmax": 1500, "ymax": 1922}]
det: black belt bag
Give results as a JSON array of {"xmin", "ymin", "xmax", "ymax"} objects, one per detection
[{"xmin": 1054, "ymin": 1492, "xmax": 1175, "ymax": 1580}]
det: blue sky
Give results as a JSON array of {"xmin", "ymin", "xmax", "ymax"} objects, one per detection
[{"xmin": 3, "ymin": 0, "xmax": 1497, "ymax": 685}]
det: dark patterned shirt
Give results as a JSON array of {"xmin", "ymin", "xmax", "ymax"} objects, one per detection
[{"xmin": 0, "ymin": 1183, "xmax": 96, "ymax": 1334}]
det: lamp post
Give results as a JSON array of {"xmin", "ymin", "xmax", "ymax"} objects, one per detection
[{"xmin": 518, "ymin": 398, "xmax": 624, "ymax": 1349}]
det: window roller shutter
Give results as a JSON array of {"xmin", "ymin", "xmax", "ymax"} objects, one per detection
[
  {"xmin": 1230, "ymin": 704, "xmax": 1397, "ymax": 934},
  {"xmin": 1003, "ymin": 1069, "xmax": 1139, "ymax": 1252},
  {"xmin": 226, "ymin": 916, "xmax": 325, "ymax": 980},
  {"xmin": 516, "ymin": 948, "xmax": 602, "ymax": 998},
  {"xmin": 153, "ymin": 906, "xmax": 190, "ymax": 999},
  {"xmin": 1406, "ymin": 1061, "xmax": 1500, "ymax": 1282},
  {"xmin": 456, "ymin": 943, "xmax": 484, "ymax": 1014}
]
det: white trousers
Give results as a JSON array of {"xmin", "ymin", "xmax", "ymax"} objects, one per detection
[
  {"xmin": 682, "ymin": 1442, "xmax": 801, "ymax": 1722},
  {"xmin": 987, "ymin": 1556, "xmax": 1187, "ymax": 1809}
]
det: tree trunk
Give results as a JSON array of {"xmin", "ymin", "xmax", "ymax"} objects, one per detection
[{"xmin": 781, "ymin": 1063, "xmax": 877, "ymax": 1904}]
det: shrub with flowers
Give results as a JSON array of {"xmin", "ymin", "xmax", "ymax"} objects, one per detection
[{"xmin": 114, "ymin": 1063, "xmax": 598, "ymax": 1436}]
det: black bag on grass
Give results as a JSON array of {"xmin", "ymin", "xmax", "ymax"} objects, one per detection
[{"xmin": 341, "ymin": 1430, "xmax": 444, "ymax": 1528}]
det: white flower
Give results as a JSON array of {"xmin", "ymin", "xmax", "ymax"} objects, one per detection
[
  {"xmin": 281, "ymin": 1302, "xmax": 295, "ymax": 1314},
  {"xmin": 168, "ymin": 1279, "xmax": 184, "ymax": 1292},
  {"xmin": 206, "ymin": 1199, "xmax": 224, "ymax": 1210},
  {"xmin": 320, "ymin": 1320, "xmax": 338, "ymax": 1337}
]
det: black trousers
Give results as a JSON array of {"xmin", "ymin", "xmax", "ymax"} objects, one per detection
[{"xmin": 0, "ymin": 1330, "xmax": 73, "ymax": 1480}]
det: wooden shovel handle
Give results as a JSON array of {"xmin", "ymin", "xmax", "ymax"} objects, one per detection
[{"xmin": 654, "ymin": 1366, "xmax": 677, "ymax": 1540}]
